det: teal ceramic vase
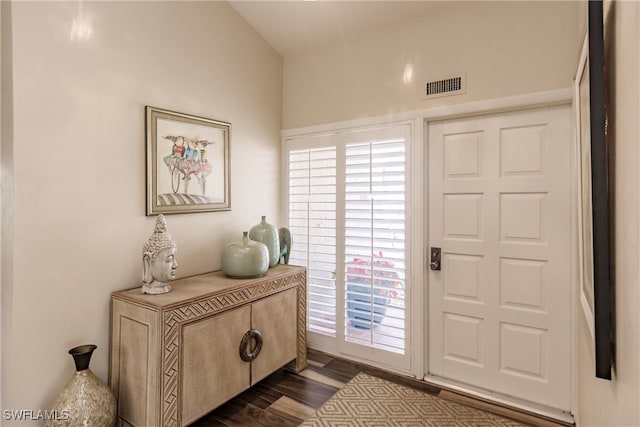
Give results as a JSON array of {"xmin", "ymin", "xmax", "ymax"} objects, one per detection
[
  {"xmin": 249, "ymin": 216, "xmax": 280, "ymax": 267},
  {"xmin": 222, "ymin": 231, "xmax": 269, "ymax": 278},
  {"xmin": 46, "ymin": 345, "xmax": 116, "ymax": 427}
]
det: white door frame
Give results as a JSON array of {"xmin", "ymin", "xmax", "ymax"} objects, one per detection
[{"xmin": 419, "ymin": 88, "xmax": 577, "ymax": 423}]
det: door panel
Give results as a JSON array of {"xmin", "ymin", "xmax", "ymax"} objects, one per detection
[
  {"xmin": 181, "ymin": 305, "xmax": 251, "ymax": 425},
  {"xmin": 251, "ymin": 288, "xmax": 298, "ymax": 384},
  {"xmin": 428, "ymin": 106, "xmax": 572, "ymax": 411}
]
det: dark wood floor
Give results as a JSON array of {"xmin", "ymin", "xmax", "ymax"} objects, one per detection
[
  {"xmin": 191, "ymin": 349, "xmax": 439, "ymax": 426},
  {"xmin": 192, "ymin": 349, "xmax": 570, "ymax": 427}
]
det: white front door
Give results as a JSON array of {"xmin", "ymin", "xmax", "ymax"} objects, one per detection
[{"xmin": 427, "ymin": 105, "xmax": 572, "ymax": 411}]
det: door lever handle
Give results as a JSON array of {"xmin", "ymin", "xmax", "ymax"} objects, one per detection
[{"xmin": 430, "ymin": 247, "xmax": 441, "ymax": 271}]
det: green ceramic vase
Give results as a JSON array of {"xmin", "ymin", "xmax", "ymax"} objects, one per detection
[
  {"xmin": 249, "ymin": 216, "xmax": 280, "ymax": 267},
  {"xmin": 221, "ymin": 231, "xmax": 269, "ymax": 278}
]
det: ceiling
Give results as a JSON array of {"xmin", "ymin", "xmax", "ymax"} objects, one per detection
[{"xmin": 229, "ymin": 1, "xmax": 450, "ymax": 56}]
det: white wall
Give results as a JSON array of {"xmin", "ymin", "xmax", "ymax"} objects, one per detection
[
  {"xmin": 576, "ymin": 1, "xmax": 640, "ymax": 426},
  {"xmin": 283, "ymin": 1, "xmax": 581, "ymax": 129},
  {"xmin": 2, "ymin": 0, "xmax": 282, "ymax": 418}
]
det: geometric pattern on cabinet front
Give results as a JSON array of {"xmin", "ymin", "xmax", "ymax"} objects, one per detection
[{"xmin": 110, "ymin": 265, "xmax": 307, "ymax": 427}]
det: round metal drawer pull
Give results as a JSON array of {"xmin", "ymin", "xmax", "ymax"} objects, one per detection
[{"xmin": 239, "ymin": 329, "xmax": 263, "ymax": 362}]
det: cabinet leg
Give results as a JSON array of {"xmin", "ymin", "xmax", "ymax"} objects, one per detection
[{"xmin": 286, "ymin": 351, "xmax": 307, "ymax": 373}]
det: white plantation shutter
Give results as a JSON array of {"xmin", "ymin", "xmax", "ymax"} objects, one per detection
[
  {"xmin": 288, "ymin": 147, "xmax": 338, "ymax": 337},
  {"xmin": 285, "ymin": 123, "xmax": 410, "ymax": 365},
  {"xmin": 344, "ymin": 139, "xmax": 406, "ymax": 353}
]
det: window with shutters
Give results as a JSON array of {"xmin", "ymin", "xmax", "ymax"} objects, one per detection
[
  {"xmin": 344, "ymin": 139, "xmax": 405, "ymax": 354},
  {"xmin": 284, "ymin": 124, "xmax": 409, "ymax": 362},
  {"xmin": 288, "ymin": 147, "xmax": 338, "ymax": 337}
]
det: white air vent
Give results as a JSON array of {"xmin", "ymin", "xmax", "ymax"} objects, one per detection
[{"xmin": 424, "ymin": 73, "xmax": 466, "ymax": 99}]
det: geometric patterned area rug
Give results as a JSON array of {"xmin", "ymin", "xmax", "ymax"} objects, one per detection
[{"xmin": 300, "ymin": 373, "xmax": 529, "ymax": 426}]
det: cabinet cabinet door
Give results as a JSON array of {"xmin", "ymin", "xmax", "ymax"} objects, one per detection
[
  {"xmin": 181, "ymin": 305, "xmax": 251, "ymax": 426},
  {"xmin": 251, "ymin": 288, "xmax": 298, "ymax": 384}
]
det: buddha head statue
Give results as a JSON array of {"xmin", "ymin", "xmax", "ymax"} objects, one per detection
[{"xmin": 141, "ymin": 215, "xmax": 178, "ymax": 294}]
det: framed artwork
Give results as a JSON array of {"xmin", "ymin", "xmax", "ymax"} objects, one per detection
[
  {"xmin": 576, "ymin": 0, "xmax": 613, "ymax": 380},
  {"xmin": 146, "ymin": 106, "xmax": 230, "ymax": 215}
]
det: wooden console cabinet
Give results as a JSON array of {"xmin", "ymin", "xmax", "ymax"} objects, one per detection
[{"xmin": 109, "ymin": 265, "xmax": 307, "ymax": 427}]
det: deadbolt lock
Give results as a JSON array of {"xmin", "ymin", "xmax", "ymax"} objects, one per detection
[{"xmin": 430, "ymin": 247, "xmax": 441, "ymax": 271}]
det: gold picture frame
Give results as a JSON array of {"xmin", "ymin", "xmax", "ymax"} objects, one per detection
[{"xmin": 145, "ymin": 106, "xmax": 230, "ymax": 215}]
